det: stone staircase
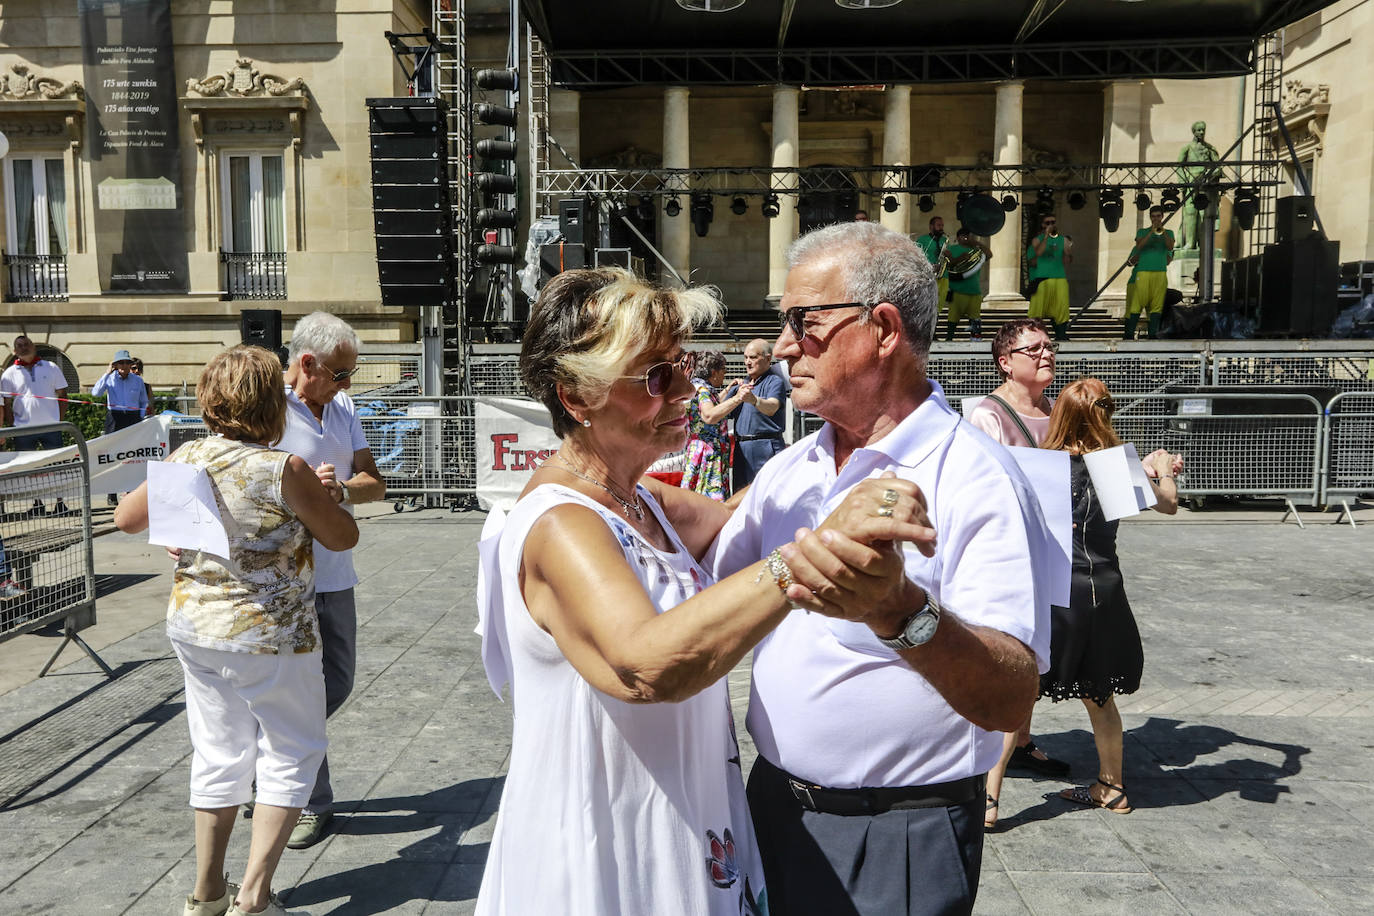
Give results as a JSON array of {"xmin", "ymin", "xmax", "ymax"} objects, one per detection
[{"xmin": 698, "ymin": 302, "xmax": 1124, "ymax": 348}]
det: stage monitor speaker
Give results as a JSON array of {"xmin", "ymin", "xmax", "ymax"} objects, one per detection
[
  {"xmin": 367, "ymin": 97, "xmax": 454, "ymax": 307},
  {"xmin": 1275, "ymin": 195, "xmax": 1317, "ymax": 243},
  {"xmin": 558, "ymin": 198, "xmax": 597, "ymax": 245},
  {"xmin": 540, "ymin": 242, "xmax": 586, "ymax": 279},
  {"xmin": 1259, "ymin": 237, "xmax": 1340, "ymax": 336},
  {"xmin": 240, "ymin": 308, "xmax": 282, "ymax": 353}
]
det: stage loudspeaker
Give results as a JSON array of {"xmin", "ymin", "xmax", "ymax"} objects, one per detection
[
  {"xmin": 1259, "ymin": 237, "xmax": 1340, "ymax": 336},
  {"xmin": 366, "ymin": 97, "xmax": 453, "ymax": 307},
  {"xmin": 558, "ymin": 198, "xmax": 598, "ymax": 245},
  {"xmin": 540, "ymin": 241, "xmax": 586, "ymax": 280},
  {"xmin": 240, "ymin": 308, "xmax": 282, "ymax": 351},
  {"xmin": 1274, "ymin": 195, "xmax": 1317, "ymax": 243}
]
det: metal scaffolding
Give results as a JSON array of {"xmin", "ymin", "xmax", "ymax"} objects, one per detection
[{"xmin": 432, "ymin": 1, "xmax": 470, "ymax": 394}]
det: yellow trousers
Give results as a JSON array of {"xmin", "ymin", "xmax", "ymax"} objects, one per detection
[
  {"xmin": 949, "ymin": 292, "xmax": 983, "ymax": 325},
  {"xmin": 1127, "ymin": 271, "xmax": 1168, "ymax": 315},
  {"xmin": 1028, "ymin": 278, "xmax": 1069, "ymax": 325}
]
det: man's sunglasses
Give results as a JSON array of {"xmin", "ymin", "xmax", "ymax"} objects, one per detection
[
  {"xmin": 318, "ymin": 360, "xmax": 360, "ymax": 383},
  {"xmin": 778, "ymin": 302, "xmax": 869, "ymax": 341},
  {"xmin": 622, "ymin": 360, "xmax": 681, "ymax": 397}
]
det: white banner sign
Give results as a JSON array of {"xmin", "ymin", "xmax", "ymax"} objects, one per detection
[
  {"xmin": 0, "ymin": 416, "xmax": 172, "ymax": 495},
  {"xmin": 475, "ymin": 397, "xmax": 562, "ymax": 512}
]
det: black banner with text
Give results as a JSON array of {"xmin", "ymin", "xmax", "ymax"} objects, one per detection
[{"xmin": 80, "ymin": 0, "xmax": 187, "ymax": 293}]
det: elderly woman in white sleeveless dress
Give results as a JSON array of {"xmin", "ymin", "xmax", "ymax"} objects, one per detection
[{"xmin": 475, "ymin": 268, "xmax": 934, "ymax": 915}]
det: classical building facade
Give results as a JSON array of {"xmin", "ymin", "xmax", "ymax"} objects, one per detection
[{"xmin": 0, "ymin": 0, "xmax": 429, "ymax": 387}]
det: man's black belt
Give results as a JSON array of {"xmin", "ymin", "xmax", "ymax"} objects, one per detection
[
  {"xmin": 735, "ymin": 433, "xmax": 784, "ymax": 442},
  {"xmin": 784, "ymin": 768, "xmax": 985, "ymax": 815}
]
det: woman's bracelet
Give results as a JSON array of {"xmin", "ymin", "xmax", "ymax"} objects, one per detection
[{"xmin": 757, "ymin": 548, "xmax": 803, "ymax": 608}]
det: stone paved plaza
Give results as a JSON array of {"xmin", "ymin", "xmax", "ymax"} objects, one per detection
[{"xmin": 1, "ymin": 501, "xmax": 1371, "ymax": 915}]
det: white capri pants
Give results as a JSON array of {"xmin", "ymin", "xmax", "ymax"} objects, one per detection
[{"xmin": 172, "ymin": 640, "xmax": 328, "ymax": 810}]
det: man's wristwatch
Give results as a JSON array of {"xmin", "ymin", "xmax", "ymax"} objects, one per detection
[
  {"xmin": 875, "ymin": 594, "xmax": 942, "ymax": 651},
  {"xmin": 338, "ymin": 481, "xmax": 351, "ymax": 505}
]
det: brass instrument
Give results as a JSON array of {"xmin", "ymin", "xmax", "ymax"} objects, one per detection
[
  {"xmin": 946, "ymin": 246, "xmax": 986, "ymax": 281},
  {"xmin": 933, "ymin": 234, "xmax": 951, "ymax": 279}
]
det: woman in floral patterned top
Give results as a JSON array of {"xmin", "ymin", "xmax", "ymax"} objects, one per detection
[
  {"xmin": 680, "ymin": 350, "xmax": 736, "ymax": 501},
  {"xmin": 116, "ymin": 345, "xmax": 357, "ymax": 916}
]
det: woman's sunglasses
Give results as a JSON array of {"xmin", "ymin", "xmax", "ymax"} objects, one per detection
[
  {"xmin": 1093, "ymin": 396, "xmax": 1116, "ymax": 415},
  {"xmin": 622, "ymin": 360, "xmax": 679, "ymax": 397}
]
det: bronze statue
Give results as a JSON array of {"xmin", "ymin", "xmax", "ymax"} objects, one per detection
[{"xmin": 1176, "ymin": 121, "xmax": 1220, "ymax": 251}]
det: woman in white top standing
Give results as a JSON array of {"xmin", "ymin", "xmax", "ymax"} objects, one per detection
[
  {"xmin": 117, "ymin": 346, "xmax": 357, "ymax": 916},
  {"xmin": 476, "ymin": 268, "xmax": 931, "ymax": 915},
  {"xmin": 967, "ymin": 318, "xmax": 1070, "ymax": 829}
]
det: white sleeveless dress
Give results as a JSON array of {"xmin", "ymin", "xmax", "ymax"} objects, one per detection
[{"xmin": 475, "ymin": 484, "xmax": 769, "ymax": 916}]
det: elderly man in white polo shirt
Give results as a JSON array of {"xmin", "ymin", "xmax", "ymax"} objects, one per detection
[
  {"xmin": 276, "ymin": 311, "xmax": 385, "ymax": 849},
  {"xmin": 708, "ymin": 221, "xmax": 1052, "ymax": 914}
]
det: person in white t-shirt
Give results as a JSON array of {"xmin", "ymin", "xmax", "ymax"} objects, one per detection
[
  {"xmin": 707, "ymin": 222, "xmax": 1053, "ymax": 915},
  {"xmin": 275, "ymin": 312, "xmax": 385, "ymax": 850},
  {"xmin": 3, "ymin": 334, "xmax": 70, "ymax": 515}
]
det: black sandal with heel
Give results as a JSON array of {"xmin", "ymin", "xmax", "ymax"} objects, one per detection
[{"xmin": 1059, "ymin": 778, "xmax": 1132, "ymax": 814}]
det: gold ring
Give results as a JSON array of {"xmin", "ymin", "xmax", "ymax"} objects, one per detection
[
  {"xmin": 881, "ymin": 488, "xmax": 900, "ymax": 507},
  {"xmin": 876, "ymin": 505, "xmax": 894, "ymax": 518}
]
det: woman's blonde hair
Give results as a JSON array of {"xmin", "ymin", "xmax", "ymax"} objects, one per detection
[
  {"xmin": 198, "ymin": 345, "xmax": 287, "ymax": 444},
  {"xmin": 1040, "ymin": 376, "xmax": 1122, "ymax": 455},
  {"xmin": 520, "ymin": 268, "xmax": 723, "ymax": 437}
]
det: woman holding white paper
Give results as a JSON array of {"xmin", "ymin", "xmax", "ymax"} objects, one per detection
[
  {"xmin": 116, "ymin": 345, "xmax": 357, "ymax": 916},
  {"xmin": 1038, "ymin": 377, "xmax": 1178, "ymax": 815}
]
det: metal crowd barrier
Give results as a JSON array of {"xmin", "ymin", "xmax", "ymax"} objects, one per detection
[
  {"xmin": 1321, "ymin": 392, "xmax": 1374, "ymax": 526},
  {"xmin": 0, "ymin": 422, "xmax": 109, "ymax": 678},
  {"xmin": 1210, "ymin": 343, "xmax": 1374, "ymax": 392}
]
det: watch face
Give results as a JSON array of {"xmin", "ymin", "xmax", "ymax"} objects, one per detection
[{"xmin": 906, "ymin": 609, "xmax": 939, "ymax": 645}]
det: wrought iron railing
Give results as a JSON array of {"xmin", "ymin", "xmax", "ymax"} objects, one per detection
[
  {"xmin": 220, "ymin": 251, "xmax": 287, "ymax": 300},
  {"xmin": 3, "ymin": 253, "xmax": 69, "ymax": 301}
]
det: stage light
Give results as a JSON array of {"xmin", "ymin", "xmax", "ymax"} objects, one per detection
[
  {"xmin": 1161, "ymin": 186, "xmax": 1181, "ymax": 213},
  {"xmin": 882, "ymin": 194, "xmax": 899, "ymax": 213},
  {"xmin": 675, "ymin": 0, "xmax": 746, "ymax": 11},
  {"xmin": 664, "ymin": 196, "xmax": 681, "ymax": 217},
  {"xmin": 691, "ymin": 192, "xmax": 714, "ymax": 237},
  {"xmin": 1099, "ymin": 188, "xmax": 1124, "ymax": 232},
  {"xmin": 1035, "ymin": 187, "xmax": 1055, "ymax": 215},
  {"xmin": 1067, "ymin": 190, "xmax": 1087, "ymax": 211},
  {"xmin": 1001, "ymin": 194, "xmax": 1019, "ymax": 212},
  {"xmin": 1192, "ymin": 189, "xmax": 1211, "ymax": 211},
  {"xmin": 730, "ymin": 196, "xmax": 748, "ymax": 216},
  {"xmin": 836, "ymin": 0, "xmax": 904, "ymax": 9},
  {"xmin": 918, "ymin": 194, "xmax": 935, "ymax": 213},
  {"xmin": 1232, "ymin": 186, "xmax": 1260, "ymax": 230},
  {"xmin": 1134, "ymin": 191, "xmax": 1153, "ymax": 211},
  {"xmin": 761, "ymin": 193, "xmax": 781, "ymax": 218},
  {"xmin": 635, "ymin": 196, "xmax": 655, "ymax": 222}
]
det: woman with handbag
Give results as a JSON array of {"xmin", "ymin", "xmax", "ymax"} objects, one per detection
[{"xmin": 968, "ymin": 318, "xmax": 1069, "ymax": 828}]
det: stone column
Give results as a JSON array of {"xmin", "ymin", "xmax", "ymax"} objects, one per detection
[
  {"xmin": 880, "ymin": 85, "xmax": 911, "ymax": 235},
  {"xmin": 768, "ymin": 85, "xmax": 800, "ymax": 300},
  {"xmin": 661, "ymin": 87, "xmax": 691, "ymax": 281},
  {"xmin": 988, "ymin": 80, "xmax": 1024, "ymax": 301},
  {"xmin": 1098, "ymin": 81, "xmax": 1146, "ymax": 315}
]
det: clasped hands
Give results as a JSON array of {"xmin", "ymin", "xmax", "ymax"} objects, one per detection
[{"xmin": 772, "ymin": 471, "xmax": 935, "ymax": 637}]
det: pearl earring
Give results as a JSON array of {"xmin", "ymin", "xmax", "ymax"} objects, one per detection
[{"xmin": 582, "ymin": 418, "xmax": 591, "ymax": 427}]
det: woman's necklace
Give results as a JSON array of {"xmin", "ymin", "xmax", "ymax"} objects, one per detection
[{"xmin": 553, "ymin": 455, "xmax": 645, "ymax": 521}]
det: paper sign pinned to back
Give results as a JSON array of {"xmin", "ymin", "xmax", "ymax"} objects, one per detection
[
  {"xmin": 146, "ymin": 461, "xmax": 231, "ymax": 559},
  {"xmin": 1083, "ymin": 443, "xmax": 1157, "ymax": 521}
]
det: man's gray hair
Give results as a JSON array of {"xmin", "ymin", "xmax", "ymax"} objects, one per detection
[
  {"xmin": 786, "ymin": 221, "xmax": 937, "ymax": 356},
  {"xmin": 288, "ymin": 311, "xmax": 361, "ymax": 363}
]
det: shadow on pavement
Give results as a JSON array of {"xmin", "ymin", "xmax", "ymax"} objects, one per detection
[
  {"xmin": 285, "ymin": 776, "xmax": 503, "ymax": 915},
  {"xmin": 94, "ymin": 571, "xmax": 160, "ymax": 599},
  {"xmin": 998, "ymin": 716, "xmax": 1311, "ymax": 829}
]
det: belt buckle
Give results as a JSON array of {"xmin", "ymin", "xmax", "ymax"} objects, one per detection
[{"xmin": 788, "ymin": 778, "xmax": 817, "ymax": 810}]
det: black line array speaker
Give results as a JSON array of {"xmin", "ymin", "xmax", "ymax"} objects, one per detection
[
  {"xmin": 1274, "ymin": 195, "xmax": 1317, "ymax": 243},
  {"xmin": 366, "ymin": 97, "xmax": 453, "ymax": 306},
  {"xmin": 240, "ymin": 308, "xmax": 282, "ymax": 351},
  {"xmin": 540, "ymin": 242, "xmax": 586, "ymax": 279},
  {"xmin": 1258, "ymin": 236, "xmax": 1341, "ymax": 337}
]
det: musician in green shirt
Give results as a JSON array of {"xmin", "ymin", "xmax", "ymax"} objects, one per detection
[
  {"xmin": 943, "ymin": 227, "xmax": 992, "ymax": 341},
  {"xmin": 1026, "ymin": 213, "xmax": 1072, "ymax": 340},
  {"xmin": 915, "ymin": 215, "xmax": 950, "ymax": 305},
  {"xmin": 1125, "ymin": 205, "xmax": 1175, "ymax": 339}
]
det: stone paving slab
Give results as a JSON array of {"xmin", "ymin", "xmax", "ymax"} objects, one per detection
[{"xmin": 0, "ymin": 504, "xmax": 1371, "ymax": 914}]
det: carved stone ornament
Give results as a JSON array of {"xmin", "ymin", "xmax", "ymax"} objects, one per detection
[
  {"xmin": 0, "ymin": 62, "xmax": 84, "ymax": 101},
  {"xmin": 1280, "ymin": 79, "xmax": 1330, "ymax": 116},
  {"xmin": 185, "ymin": 58, "xmax": 306, "ymax": 98},
  {"xmin": 974, "ymin": 145, "xmax": 1071, "ymax": 170}
]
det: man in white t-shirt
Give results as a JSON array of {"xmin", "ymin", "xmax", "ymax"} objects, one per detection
[
  {"xmin": 3, "ymin": 334, "xmax": 70, "ymax": 515},
  {"xmin": 708, "ymin": 222, "xmax": 1052, "ymax": 914},
  {"xmin": 275, "ymin": 312, "xmax": 384, "ymax": 849}
]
